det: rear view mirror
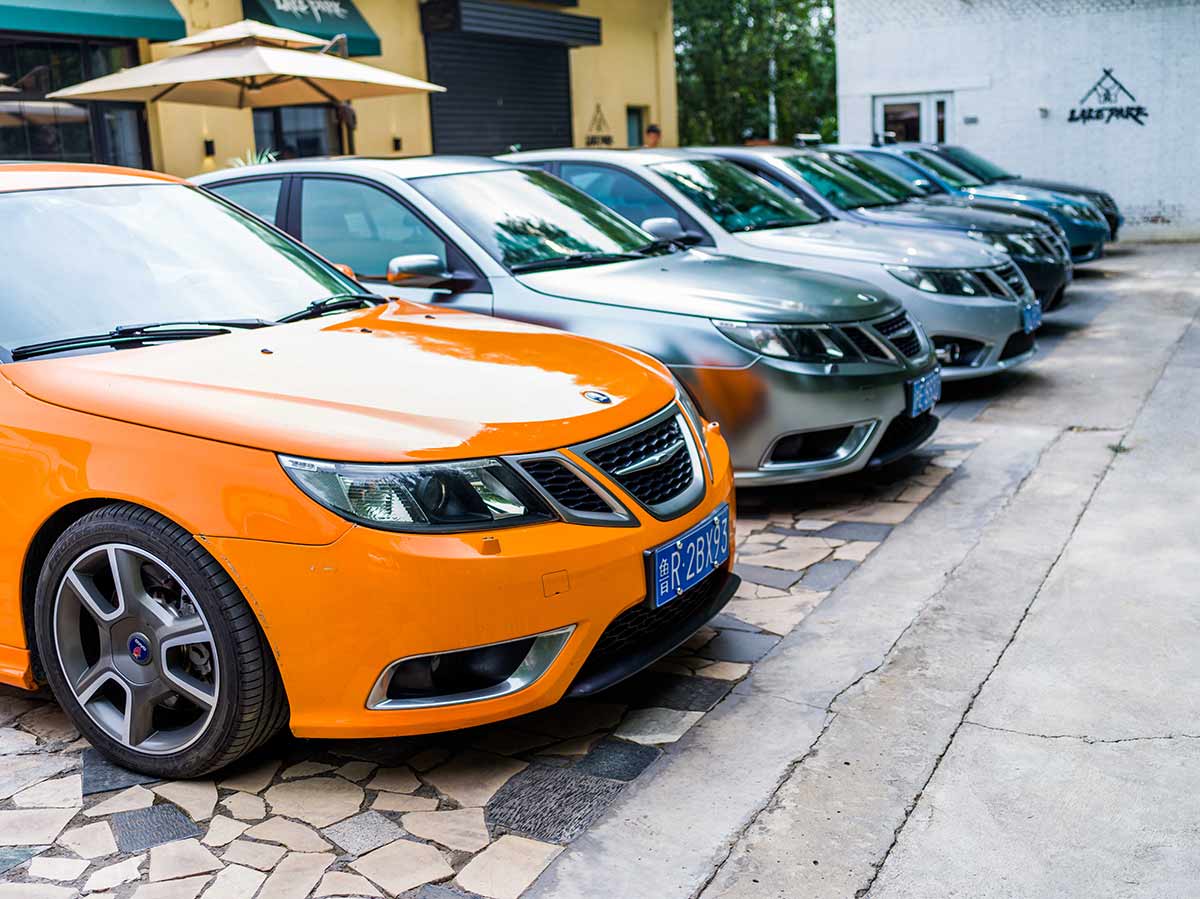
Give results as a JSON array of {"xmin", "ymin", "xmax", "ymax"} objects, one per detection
[
  {"xmin": 387, "ymin": 254, "xmax": 451, "ymax": 287},
  {"xmin": 640, "ymin": 217, "xmax": 688, "ymax": 243}
]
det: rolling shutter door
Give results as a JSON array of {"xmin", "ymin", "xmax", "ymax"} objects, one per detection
[{"xmin": 424, "ymin": 31, "xmax": 572, "ymax": 156}]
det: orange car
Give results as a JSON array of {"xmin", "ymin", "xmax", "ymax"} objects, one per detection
[{"xmin": 0, "ymin": 164, "xmax": 736, "ymax": 777}]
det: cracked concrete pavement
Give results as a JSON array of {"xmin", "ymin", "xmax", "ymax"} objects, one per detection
[{"xmin": 527, "ymin": 243, "xmax": 1200, "ymax": 899}]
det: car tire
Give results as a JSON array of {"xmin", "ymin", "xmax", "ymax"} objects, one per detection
[{"xmin": 35, "ymin": 503, "xmax": 288, "ymax": 778}]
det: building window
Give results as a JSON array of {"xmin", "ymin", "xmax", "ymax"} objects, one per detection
[
  {"xmin": 626, "ymin": 106, "xmax": 645, "ymax": 147},
  {"xmin": 0, "ymin": 33, "xmax": 149, "ymax": 167},
  {"xmin": 253, "ymin": 105, "xmax": 344, "ymax": 159}
]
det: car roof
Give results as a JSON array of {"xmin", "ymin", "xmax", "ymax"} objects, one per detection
[
  {"xmin": 0, "ymin": 163, "xmax": 183, "ymax": 194},
  {"xmin": 191, "ymin": 155, "xmax": 523, "ymax": 184},
  {"xmin": 695, "ymin": 145, "xmax": 810, "ymax": 160},
  {"xmin": 500, "ymin": 147, "xmax": 721, "ymax": 167}
]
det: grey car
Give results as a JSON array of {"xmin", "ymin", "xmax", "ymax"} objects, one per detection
[
  {"xmin": 704, "ymin": 145, "xmax": 1075, "ymax": 311},
  {"xmin": 193, "ymin": 157, "xmax": 941, "ymax": 486},
  {"xmin": 503, "ymin": 148, "xmax": 1043, "ymax": 380}
]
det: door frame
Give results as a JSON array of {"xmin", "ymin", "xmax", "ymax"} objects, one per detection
[{"xmin": 873, "ymin": 92, "xmax": 955, "ymax": 144}]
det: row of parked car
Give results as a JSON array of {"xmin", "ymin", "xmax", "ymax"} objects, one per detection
[{"xmin": 0, "ymin": 142, "xmax": 1118, "ymax": 778}]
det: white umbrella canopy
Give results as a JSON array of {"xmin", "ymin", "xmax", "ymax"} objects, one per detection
[
  {"xmin": 46, "ymin": 20, "xmax": 443, "ymax": 109},
  {"xmin": 168, "ymin": 19, "xmax": 328, "ymax": 51}
]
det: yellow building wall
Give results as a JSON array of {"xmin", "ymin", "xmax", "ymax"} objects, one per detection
[
  {"xmin": 570, "ymin": 0, "xmax": 678, "ymax": 148},
  {"xmin": 147, "ymin": 0, "xmax": 256, "ymax": 177},
  {"xmin": 143, "ymin": 0, "xmax": 676, "ymax": 175},
  {"xmin": 343, "ymin": 0, "xmax": 433, "ymax": 159}
]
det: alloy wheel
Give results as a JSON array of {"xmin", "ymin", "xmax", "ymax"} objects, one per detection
[{"xmin": 52, "ymin": 543, "xmax": 219, "ymax": 755}]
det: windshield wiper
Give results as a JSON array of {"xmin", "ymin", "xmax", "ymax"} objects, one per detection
[
  {"xmin": 741, "ymin": 219, "xmax": 811, "ymax": 232},
  {"xmin": 9, "ymin": 320, "xmax": 272, "ymax": 362},
  {"xmin": 277, "ymin": 293, "xmax": 386, "ymax": 323},
  {"xmin": 510, "ymin": 253, "xmax": 645, "ymax": 274},
  {"xmin": 635, "ymin": 238, "xmax": 684, "ymax": 254}
]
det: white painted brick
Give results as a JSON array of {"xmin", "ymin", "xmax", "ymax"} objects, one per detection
[{"xmin": 835, "ymin": 0, "xmax": 1200, "ymax": 238}]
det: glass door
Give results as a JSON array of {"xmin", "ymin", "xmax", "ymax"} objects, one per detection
[
  {"xmin": 873, "ymin": 93, "xmax": 954, "ymax": 144},
  {"xmin": 0, "ymin": 33, "xmax": 149, "ymax": 167}
]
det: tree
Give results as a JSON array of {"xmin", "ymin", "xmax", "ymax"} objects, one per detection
[{"xmin": 675, "ymin": 0, "xmax": 837, "ymax": 146}]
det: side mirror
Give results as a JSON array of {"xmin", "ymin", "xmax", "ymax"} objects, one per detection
[
  {"xmin": 640, "ymin": 217, "xmax": 688, "ymax": 242},
  {"xmin": 387, "ymin": 254, "xmax": 451, "ymax": 287},
  {"xmin": 333, "ymin": 263, "xmax": 356, "ymax": 279}
]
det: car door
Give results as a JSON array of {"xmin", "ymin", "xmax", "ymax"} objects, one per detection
[{"xmin": 292, "ymin": 175, "xmax": 493, "ymax": 313}]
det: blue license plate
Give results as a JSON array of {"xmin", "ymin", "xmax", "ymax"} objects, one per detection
[
  {"xmin": 648, "ymin": 503, "xmax": 731, "ymax": 608},
  {"xmin": 1022, "ymin": 301, "xmax": 1043, "ymax": 333},
  {"xmin": 907, "ymin": 369, "xmax": 941, "ymax": 418}
]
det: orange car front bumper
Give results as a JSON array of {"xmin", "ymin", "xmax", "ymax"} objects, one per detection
[{"xmin": 204, "ymin": 431, "xmax": 736, "ymax": 739}]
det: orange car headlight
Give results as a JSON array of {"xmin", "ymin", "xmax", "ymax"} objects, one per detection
[{"xmin": 279, "ymin": 455, "xmax": 556, "ymax": 533}]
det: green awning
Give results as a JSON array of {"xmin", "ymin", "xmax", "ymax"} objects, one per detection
[
  {"xmin": 0, "ymin": 0, "xmax": 186, "ymax": 41},
  {"xmin": 242, "ymin": 0, "xmax": 381, "ymax": 57}
]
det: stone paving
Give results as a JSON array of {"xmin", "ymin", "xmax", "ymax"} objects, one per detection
[{"xmin": 0, "ymin": 440, "xmax": 971, "ymax": 899}]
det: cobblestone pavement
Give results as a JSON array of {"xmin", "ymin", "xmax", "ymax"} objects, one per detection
[{"xmin": 0, "ymin": 436, "xmax": 971, "ymax": 898}]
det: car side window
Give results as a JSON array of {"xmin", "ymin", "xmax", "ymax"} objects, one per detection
[
  {"xmin": 208, "ymin": 178, "xmax": 283, "ymax": 224},
  {"xmin": 299, "ymin": 178, "xmax": 447, "ymax": 279},
  {"xmin": 558, "ymin": 163, "xmax": 679, "ymax": 228}
]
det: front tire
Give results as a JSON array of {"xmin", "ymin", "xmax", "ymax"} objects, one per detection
[{"xmin": 35, "ymin": 504, "xmax": 288, "ymax": 778}]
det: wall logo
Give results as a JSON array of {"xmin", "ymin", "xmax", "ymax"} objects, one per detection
[
  {"xmin": 271, "ymin": 0, "xmax": 349, "ymax": 25},
  {"xmin": 1069, "ymin": 69, "xmax": 1148, "ymax": 126},
  {"xmin": 585, "ymin": 104, "xmax": 613, "ymax": 147}
]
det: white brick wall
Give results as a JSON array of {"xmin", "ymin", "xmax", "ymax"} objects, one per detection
[{"xmin": 835, "ymin": 0, "xmax": 1200, "ymax": 238}]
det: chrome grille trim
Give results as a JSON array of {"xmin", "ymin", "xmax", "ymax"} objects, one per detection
[
  {"xmin": 510, "ymin": 453, "xmax": 636, "ymax": 528},
  {"xmin": 572, "ymin": 403, "xmax": 705, "ymax": 521}
]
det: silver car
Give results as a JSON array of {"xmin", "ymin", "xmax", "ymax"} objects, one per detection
[
  {"xmin": 193, "ymin": 157, "xmax": 942, "ymax": 487},
  {"xmin": 502, "ymin": 148, "xmax": 1044, "ymax": 380}
]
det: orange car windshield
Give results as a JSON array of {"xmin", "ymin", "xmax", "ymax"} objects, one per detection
[{"xmin": 0, "ymin": 183, "xmax": 351, "ymax": 350}]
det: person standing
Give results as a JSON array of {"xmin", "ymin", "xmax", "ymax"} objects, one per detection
[{"xmin": 644, "ymin": 123, "xmax": 662, "ymax": 148}]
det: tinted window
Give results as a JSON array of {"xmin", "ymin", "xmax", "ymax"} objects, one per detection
[
  {"xmin": 414, "ymin": 168, "xmax": 651, "ymax": 269},
  {"xmin": 300, "ymin": 178, "xmax": 446, "ymax": 278},
  {"xmin": 0, "ymin": 184, "xmax": 351, "ymax": 350},
  {"xmin": 559, "ymin": 163, "xmax": 678, "ymax": 227},
  {"xmin": 940, "ymin": 146, "xmax": 1016, "ymax": 182},
  {"xmin": 253, "ymin": 104, "xmax": 342, "ymax": 159},
  {"xmin": 900, "ymin": 149, "xmax": 984, "ymax": 188},
  {"xmin": 652, "ymin": 159, "xmax": 821, "ymax": 232},
  {"xmin": 858, "ymin": 152, "xmax": 943, "ymax": 196},
  {"xmin": 820, "ymin": 151, "xmax": 918, "ymax": 200},
  {"xmin": 778, "ymin": 155, "xmax": 897, "ymax": 209},
  {"xmin": 209, "ymin": 178, "xmax": 283, "ymax": 223}
]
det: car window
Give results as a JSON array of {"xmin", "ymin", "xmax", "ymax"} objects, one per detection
[
  {"xmin": 558, "ymin": 163, "xmax": 679, "ymax": 227},
  {"xmin": 778, "ymin": 154, "xmax": 897, "ymax": 209},
  {"xmin": 820, "ymin": 151, "xmax": 918, "ymax": 200},
  {"xmin": 207, "ymin": 178, "xmax": 283, "ymax": 223},
  {"xmin": 651, "ymin": 158, "xmax": 821, "ymax": 232},
  {"xmin": 300, "ymin": 178, "xmax": 447, "ymax": 279},
  {"xmin": 412, "ymin": 168, "xmax": 651, "ymax": 270},
  {"xmin": 899, "ymin": 149, "xmax": 984, "ymax": 188},
  {"xmin": 859, "ymin": 152, "xmax": 943, "ymax": 196},
  {"xmin": 0, "ymin": 184, "xmax": 352, "ymax": 350},
  {"xmin": 740, "ymin": 165, "xmax": 827, "ymax": 216}
]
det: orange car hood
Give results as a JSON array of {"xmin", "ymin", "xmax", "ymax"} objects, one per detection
[{"xmin": 3, "ymin": 303, "xmax": 674, "ymax": 462}]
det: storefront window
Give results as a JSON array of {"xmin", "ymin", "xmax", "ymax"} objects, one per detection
[
  {"xmin": 0, "ymin": 34, "xmax": 148, "ymax": 168},
  {"xmin": 253, "ymin": 105, "xmax": 344, "ymax": 159}
]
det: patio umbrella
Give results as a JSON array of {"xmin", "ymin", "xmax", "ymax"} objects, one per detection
[{"xmin": 47, "ymin": 19, "xmax": 443, "ymax": 109}]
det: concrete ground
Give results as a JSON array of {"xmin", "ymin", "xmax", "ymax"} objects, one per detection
[
  {"xmin": 528, "ymin": 242, "xmax": 1200, "ymax": 899},
  {"xmin": 0, "ymin": 243, "xmax": 1194, "ymax": 898}
]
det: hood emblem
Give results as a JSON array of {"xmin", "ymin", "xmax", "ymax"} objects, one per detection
[{"xmin": 583, "ymin": 390, "xmax": 612, "ymax": 405}]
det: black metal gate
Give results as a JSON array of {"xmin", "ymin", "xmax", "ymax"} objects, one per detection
[{"xmin": 424, "ymin": 31, "xmax": 572, "ymax": 156}]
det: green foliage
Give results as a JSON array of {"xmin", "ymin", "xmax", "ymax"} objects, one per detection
[{"xmin": 675, "ymin": 0, "xmax": 837, "ymax": 146}]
